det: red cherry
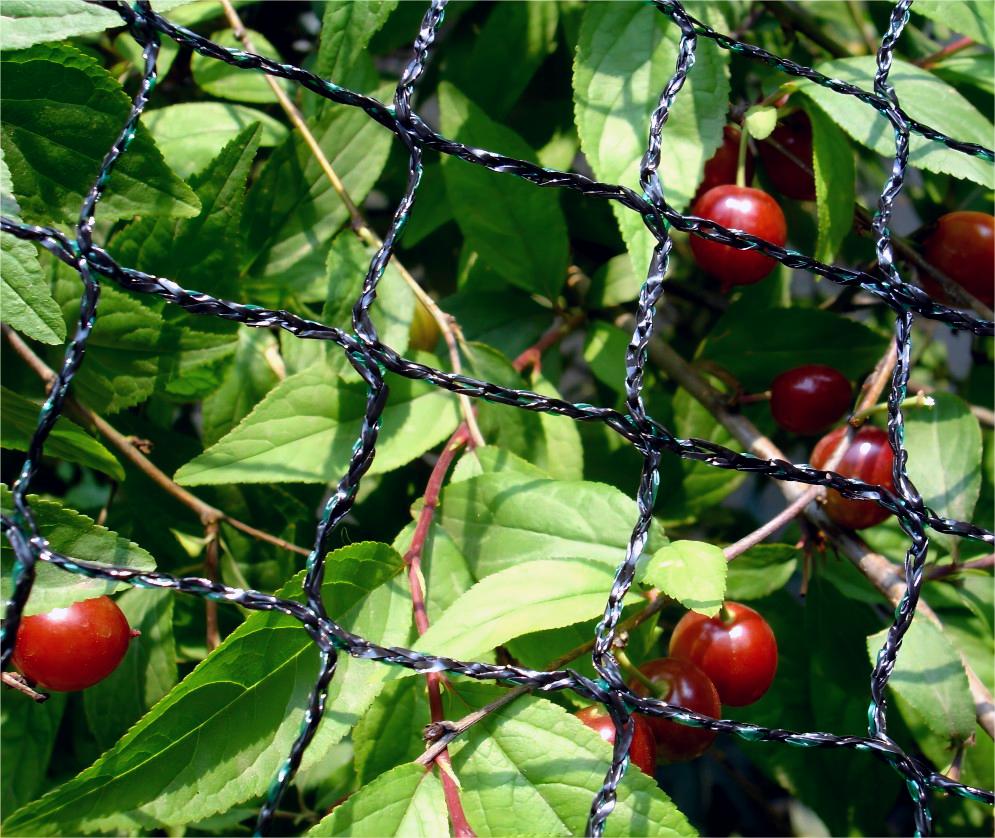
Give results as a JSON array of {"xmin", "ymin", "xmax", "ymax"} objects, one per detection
[
  {"xmin": 920, "ymin": 211, "xmax": 994, "ymax": 308},
  {"xmin": 810, "ymin": 426, "xmax": 895, "ymax": 530},
  {"xmin": 770, "ymin": 365, "xmax": 852, "ymax": 436},
  {"xmin": 629, "ymin": 657, "xmax": 721, "ymax": 762},
  {"xmin": 11, "ymin": 596, "xmax": 133, "ymax": 691},
  {"xmin": 757, "ymin": 110, "xmax": 816, "ymax": 201},
  {"xmin": 695, "ymin": 125, "xmax": 754, "ymax": 199},
  {"xmin": 690, "ymin": 185, "xmax": 787, "ymax": 289},
  {"xmin": 575, "ymin": 705, "xmax": 657, "ymax": 775},
  {"xmin": 668, "ymin": 603, "xmax": 778, "ymax": 708}
]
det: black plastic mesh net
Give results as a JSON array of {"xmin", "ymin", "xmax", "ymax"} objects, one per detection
[{"xmin": 2, "ymin": 1, "xmax": 994, "ymax": 835}]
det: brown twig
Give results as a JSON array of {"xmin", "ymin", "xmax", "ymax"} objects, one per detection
[
  {"xmin": 724, "ymin": 486, "xmax": 822, "ymax": 559},
  {"xmin": 926, "ymin": 554, "xmax": 994, "ymax": 581},
  {"xmin": 204, "ymin": 519, "xmax": 221, "ymax": 652},
  {"xmin": 640, "ymin": 330, "xmax": 995, "ymax": 739},
  {"xmin": 3, "ymin": 325, "xmax": 309, "ymax": 558},
  {"xmin": 915, "ymin": 35, "xmax": 975, "ymax": 69},
  {"xmin": 1, "ymin": 671, "xmax": 49, "ymax": 702},
  {"xmin": 218, "ymin": 0, "xmax": 484, "ymax": 448}
]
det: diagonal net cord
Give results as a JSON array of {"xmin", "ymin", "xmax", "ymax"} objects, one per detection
[{"xmin": 0, "ymin": 1, "xmax": 993, "ymax": 836}]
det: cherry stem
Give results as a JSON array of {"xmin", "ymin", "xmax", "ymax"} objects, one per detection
[
  {"xmin": 615, "ymin": 650, "xmax": 667, "ymax": 699},
  {"xmin": 719, "ymin": 604, "xmax": 734, "ymax": 625},
  {"xmin": 735, "ymin": 122, "xmax": 750, "ymax": 188},
  {"xmin": 736, "ymin": 391, "xmax": 771, "ymax": 405},
  {"xmin": 850, "ymin": 392, "xmax": 934, "ymax": 425}
]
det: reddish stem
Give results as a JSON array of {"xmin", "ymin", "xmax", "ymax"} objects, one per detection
[{"xmin": 915, "ymin": 35, "xmax": 974, "ymax": 68}]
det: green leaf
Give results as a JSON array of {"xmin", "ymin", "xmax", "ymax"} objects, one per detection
[
  {"xmin": 190, "ymin": 28, "xmax": 291, "ymax": 103},
  {"xmin": 352, "ymin": 680, "xmax": 431, "ymax": 787},
  {"xmin": 0, "ymin": 487, "xmax": 156, "ymax": 614},
  {"xmin": 1, "ymin": 692, "xmax": 66, "ymax": 815},
  {"xmin": 1, "ymin": 386, "xmax": 124, "ymax": 481},
  {"xmin": 638, "ymin": 540, "xmax": 727, "ymax": 616},
  {"xmin": 932, "ymin": 51, "xmax": 995, "ymax": 96},
  {"xmin": 50, "ymin": 268, "xmax": 236, "ymax": 413},
  {"xmin": 904, "ymin": 392, "xmax": 982, "ymax": 543},
  {"xmin": 322, "ymin": 233, "xmax": 414, "ymax": 366},
  {"xmin": 583, "ymin": 321, "xmax": 631, "ymax": 392},
  {"xmin": 726, "ymin": 544, "xmax": 798, "ymax": 600},
  {"xmin": 174, "ymin": 359, "xmax": 460, "ymax": 486},
  {"xmin": 438, "ymin": 82, "xmax": 568, "ymax": 300},
  {"xmin": 588, "ymin": 253, "xmax": 641, "ymax": 307},
  {"xmin": 307, "ymin": 763, "xmax": 447, "ymax": 837},
  {"xmin": 744, "ymin": 105, "xmax": 777, "ymax": 140},
  {"xmin": 416, "ymin": 558, "xmax": 640, "ymax": 661},
  {"xmin": 0, "ymin": 148, "xmax": 65, "ymax": 344},
  {"xmin": 393, "ymin": 521, "xmax": 473, "ymax": 622},
  {"xmin": 671, "ymin": 384, "xmax": 746, "ymax": 514},
  {"xmin": 807, "ymin": 102, "xmax": 854, "ymax": 264},
  {"xmin": 1, "ymin": 44, "xmax": 200, "ymax": 225},
  {"xmin": 440, "ymin": 471, "xmax": 666, "ymax": 579},
  {"xmin": 866, "ymin": 618, "xmax": 975, "ymax": 742},
  {"xmin": 201, "ymin": 327, "xmax": 281, "ymax": 446},
  {"xmin": 316, "ymin": 1, "xmax": 398, "ymax": 83},
  {"xmin": 531, "ymin": 373, "xmax": 585, "ymax": 481},
  {"xmin": 573, "ymin": 2, "xmax": 729, "ymax": 279},
  {"xmin": 112, "ymin": 123, "xmax": 261, "ymax": 303},
  {"xmin": 797, "ymin": 57, "xmax": 994, "ymax": 188},
  {"xmin": 83, "ymin": 588, "xmax": 177, "ymax": 751},
  {"xmin": 143, "ymin": 103, "xmax": 287, "ymax": 180},
  {"xmin": 243, "ymin": 88, "xmax": 393, "ymax": 284},
  {"xmin": 698, "ymin": 305, "xmax": 889, "ymax": 390},
  {"xmin": 913, "ymin": 1, "xmax": 994, "ymax": 47},
  {"xmin": 444, "ymin": 1, "xmax": 558, "ymax": 118},
  {"xmin": 0, "ymin": 0, "xmax": 191, "ymax": 49},
  {"xmin": 452, "ymin": 690, "xmax": 695, "ymax": 836},
  {"xmin": 3, "ymin": 543, "xmax": 411, "ymax": 834}
]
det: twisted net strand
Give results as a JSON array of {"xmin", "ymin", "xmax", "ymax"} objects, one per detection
[{"xmin": 0, "ymin": 1, "xmax": 993, "ymax": 836}]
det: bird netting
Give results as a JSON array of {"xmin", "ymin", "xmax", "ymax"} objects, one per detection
[{"xmin": 1, "ymin": 0, "xmax": 994, "ymax": 835}]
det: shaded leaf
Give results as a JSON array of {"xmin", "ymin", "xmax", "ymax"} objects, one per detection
[
  {"xmin": 726, "ymin": 544, "xmax": 798, "ymax": 600},
  {"xmin": 143, "ymin": 103, "xmax": 287, "ymax": 180},
  {"xmin": 438, "ymin": 83, "xmax": 568, "ymax": 300},
  {"xmin": 807, "ymin": 101, "xmax": 854, "ymax": 264},
  {"xmin": 191, "ymin": 28, "xmax": 291, "ymax": 103},
  {"xmin": 83, "ymin": 588, "xmax": 177, "ymax": 750},
  {"xmin": 1, "ymin": 44, "xmax": 199, "ymax": 224},
  {"xmin": 1, "ymin": 386, "xmax": 124, "ymax": 481},
  {"xmin": 316, "ymin": 0, "xmax": 398, "ymax": 83},
  {"xmin": 0, "ymin": 692, "xmax": 66, "ymax": 815},
  {"xmin": 0, "ymin": 487, "xmax": 156, "ymax": 614},
  {"xmin": 866, "ymin": 618, "xmax": 975, "ymax": 742},
  {"xmin": 0, "ymin": 148, "xmax": 64, "ymax": 344}
]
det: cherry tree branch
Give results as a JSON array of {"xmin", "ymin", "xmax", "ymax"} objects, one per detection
[
  {"xmin": 3, "ymin": 325, "xmax": 309, "ymax": 557},
  {"xmin": 1, "ymin": 671, "xmax": 49, "ymax": 702}
]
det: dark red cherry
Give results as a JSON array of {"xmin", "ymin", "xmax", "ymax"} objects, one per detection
[
  {"xmin": 770, "ymin": 365, "xmax": 852, "ymax": 435},
  {"xmin": 575, "ymin": 705, "xmax": 657, "ymax": 775},
  {"xmin": 757, "ymin": 110, "xmax": 816, "ymax": 201},
  {"xmin": 669, "ymin": 603, "xmax": 778, "ymax": 707},
  {"xmin": 810, "ymin": 426, "xmax": 895, "ymax": 530},
  {"xmin": 11, "ymin": 596, "xmax": 134, "ymax": 691},
  {"xmin": 629, "ymin": 657, "xmax": 721, "ymax": 762},
  {"xmin": 696, "ymin": 125, "xmax": 754, "ymax": 199},
  {"xmin": 690, "ymin": 185, "xmax": 787, "ymax": 289},
  {"xmin": 920, "ymin": 211, "xmax": 994, "ymax": 308}
]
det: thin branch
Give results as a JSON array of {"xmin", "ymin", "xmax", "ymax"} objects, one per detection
[
  {"xmin": 724, "ymin": 486, "xmax": 821, "ymax": 559},
  {"xmin": 970, "ymin": 405, "xmax": 995, "ymax": 428},
  {"xmin": 3, "ymin": 325, "xmax": 309, "ymax": 557},
  {"xmin": 204, "ymin": 519, "xmax": 221, "ymax": 652},
  {"xmin": 915, "ymin": 35, "xmax": 975, "ymax": 68},
  {"xmin": 218, "ymin": 0, "xmax": 484, "ymax": 448},
  {"xmin": 1, "ymin": 671, "xmax": 49, "ymax": 702},
  {"xmin": 639, "ymin": 328, "xmax": 995, "ymax": 739},
  {"xmin": 926, "ymin": 554, "xmax": 994, "ymax": 581}
]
